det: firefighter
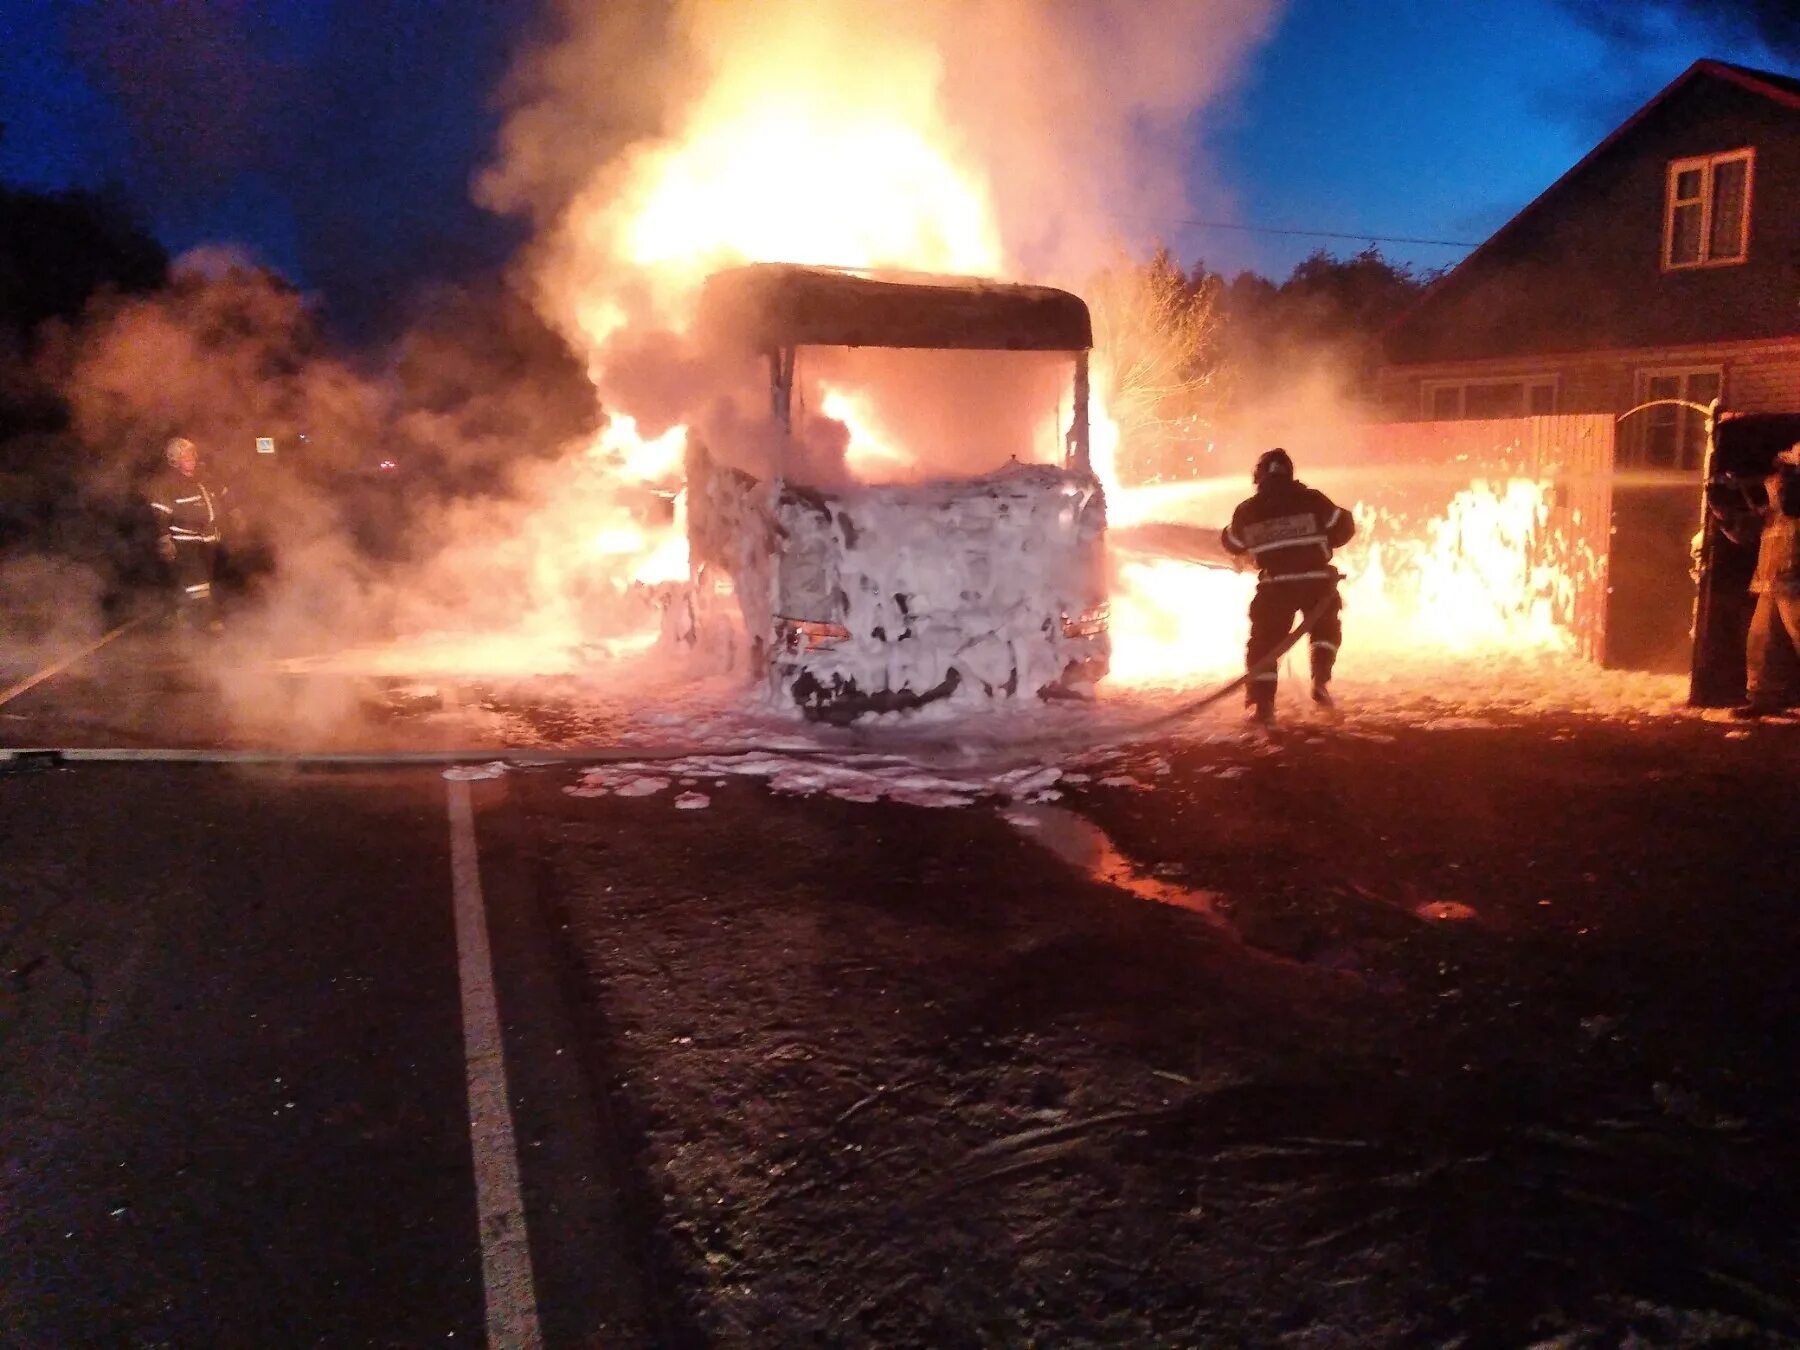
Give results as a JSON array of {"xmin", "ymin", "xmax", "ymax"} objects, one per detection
[
  {"xmin": 1717, "ymin": 445, "xmax": 1800, "ymax": 718},
  {"xmin": 1221, "ymin": 447, "xmax": 1356, "ymax": 723},
  {"xmin": 145, "ymin": 436, "xmax": 226, "ymax": 629}
]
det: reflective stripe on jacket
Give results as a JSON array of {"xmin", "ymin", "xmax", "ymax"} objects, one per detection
[
  {"xmin": 147, "ymin": 473, "xmax": 223, "ymax": 545},
  {"xmin": 1221, "ymin": 479, "xmax": 1355, "ymax": 583}
]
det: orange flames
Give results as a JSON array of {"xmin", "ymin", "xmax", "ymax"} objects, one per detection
[
  {"xmin": 408, "ymin": 0, "xmax": 1584, "ymax": 692},
  {"xmin": 1100, "ymin": 478, "xmax": 1578, "ymax": 689},
  {"xmin": 549, "ymin": 2, "xmax": 1002, "ymax": 353}
]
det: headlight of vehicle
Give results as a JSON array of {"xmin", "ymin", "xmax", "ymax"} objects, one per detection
[
  {"xmin": 1060, "ymin": 602, "xmax": 1110, "ymax": 639},
  {"xmin": 779, "ymin": 617, "xmax": 851, "ymax": 651}
]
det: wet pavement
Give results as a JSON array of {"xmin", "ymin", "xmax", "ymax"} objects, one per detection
[{"xmin": 3, "ymin": 631, "xmax": 1799, "ymax": 1345}]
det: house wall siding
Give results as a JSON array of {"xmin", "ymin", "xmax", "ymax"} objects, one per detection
[
  {"xmin": 1379, "ymin": 340, "xmax": 1800, "ymax": 421},
  {"xmin": 1728, "ymin": 347, "xmax": 1800, "ymax": 410}
]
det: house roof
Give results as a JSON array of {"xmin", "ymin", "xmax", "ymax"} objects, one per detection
[
  {"xmin": 1706, "ymin": 60, "xmax": 1800, "ymax": 108},
  {"xmin": 697, "ymin": 264, "xmax": 1093, "ymax": 352},
  {"xmin": 1385, "ymin": 59, "xmax": 1800, "ymax": 351}
]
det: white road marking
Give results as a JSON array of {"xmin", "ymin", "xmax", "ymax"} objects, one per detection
[
  {"xmin": 0, "ymin": 746, "xmax": 674, "ymax": 765},
  {"xmin": 446, "ymin": 777, "xmax": 544, "ymax": 1350},
  {"xmin": 0, "ymin": 617, "xmax": 143, "ymax": 710}
]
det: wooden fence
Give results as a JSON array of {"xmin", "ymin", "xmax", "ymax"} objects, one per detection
[{"xmin": 1354, "ymin": 415, "xmax": 1616, "ymax": 661}]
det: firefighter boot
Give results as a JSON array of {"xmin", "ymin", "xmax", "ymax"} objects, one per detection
[
  {"xmin": 1248, "ymin": 683, "xmax": 1276, "ymax": 724},
  {"xmin": 1310, "ymin": 644, "xmax": 1336, "ymax": 708}
]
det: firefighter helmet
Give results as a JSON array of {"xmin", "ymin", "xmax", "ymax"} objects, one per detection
[
  {"xmin": 1253, "ymin": 447, "xmax": 1294, "ymax": 487},
  {"xmin": 164, "ymin": 436, "xmax": 198, "ymax": 468}
]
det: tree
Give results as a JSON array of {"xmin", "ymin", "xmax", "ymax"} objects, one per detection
[
  {"xmin": 1223, "ymin": 247, "xmax": 1434, "ymax": 382},
  {"xmin": 0, "ymin": 183, "xmax": 167, "ymax": 341},
  {"xmin": 1086, "ymin": 245, "xmax": 1228, "ymax": 484},
  {"xmin": 0, "ymin": 181, "xmax": 170, "ymax": 447},
  {"xmin": 1084, "ymin": 245, "xmax": 1435, "ymax": 485}
]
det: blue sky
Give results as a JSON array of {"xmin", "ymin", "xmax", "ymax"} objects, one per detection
[
  {"xmin": 0, "ymin": 0, "xmax": 1790, "ymax": 318},
  {"xmin": 1184, "ymin": 0, "xmax": 1787, "ymax": 280}
]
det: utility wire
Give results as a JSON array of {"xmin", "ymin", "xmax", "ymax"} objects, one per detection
[{"xmin": 1117, "ymin": 214, "xmax": 1480, "ymax": 250}]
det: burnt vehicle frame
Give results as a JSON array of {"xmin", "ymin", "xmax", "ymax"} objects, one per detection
[{"xmin": 681, "ymin": 264, "xmax": 1110, "ymax": 720}]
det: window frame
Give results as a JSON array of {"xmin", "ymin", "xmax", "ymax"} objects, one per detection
[
  {"xmin": 1419, "ymin": 375, "xmax": 1559, "ymax": 420},
  {"xmin": 1661, "ymin": 147, "xmax": 1754, "ymax": 271},
  {"xmin": 1624, "ymin": 365, "xmax": 1723, "ymax": 471}
]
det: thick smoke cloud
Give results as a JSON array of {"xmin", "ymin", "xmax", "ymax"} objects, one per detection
[
  {"xmin": 10, "ymin": 246, "xmax": 598, "ymax": 693},
  {"xmin": 479, "ymin": 0, "xmax": 1282, "ymax": 483},
  {"xmin": 13, "ymin": 0, "xmax": 1306, "ymax": 728}
]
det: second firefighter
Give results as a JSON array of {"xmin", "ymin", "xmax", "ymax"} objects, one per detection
[
  {"xmin": 1221, "ymin": 448, "xmax": 1356, "ymax": 722},
  {"xmin": 145, "ymin": 435, "xmax": 227, "ymax": 628}
]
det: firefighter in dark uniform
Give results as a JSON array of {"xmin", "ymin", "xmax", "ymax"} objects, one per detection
[
  {"xmin": 146, "ymin": 436, "xmax": 226, "ymax": 628},
  {"xmin": 1221, "ymin": 448, "xmax": 1356, "ymax": 722}
]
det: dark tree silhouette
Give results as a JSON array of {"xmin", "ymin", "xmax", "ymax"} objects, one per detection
[
  {"xmin": 0, "ymin": 183, "xmax": 168, "ymax": 340},
  {"xmin": 1222, "ymin": 247, "xmax": 1434, "ymax": 378}
]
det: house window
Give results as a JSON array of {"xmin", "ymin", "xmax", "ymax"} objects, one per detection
[
  {"xmin": 1626, "ymin": 367, "xmax": 1722, "ymax": 471},
  {"xmin": 1663, "ymin": 149, "xmax": 1753, "ymax": 269},
  {"xmin": 1421, "ymin": 377, "xmax": 1558, "ymax": 420}
]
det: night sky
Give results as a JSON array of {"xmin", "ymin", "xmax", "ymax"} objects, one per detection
[{"xmin": 1, "ymin": 0, "xmax": 1791, "ymax": 331}]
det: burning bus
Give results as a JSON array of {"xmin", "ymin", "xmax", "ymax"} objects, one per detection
[{"xmin": 679, "ymin": 264, "xmax": 1109, "ymax": 719}]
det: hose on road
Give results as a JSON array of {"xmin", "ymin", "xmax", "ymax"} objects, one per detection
[
  {"xmin": 0, "ymin": 617, "xmax": 145, "ymax": 711},
  {"xmin": 1120, "ymin": 587, "xmax": 1338, "ymax": 733},
  {"xmin": 2, "ymin": 591, "xmax": 1334, "ymax": 769}
]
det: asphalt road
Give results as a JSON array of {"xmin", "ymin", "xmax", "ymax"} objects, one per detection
[
  {"xmin": 4, "ymin": 633, "xmax": 1800, "ymax": 1346},
  {"xmin": 0, "ymin": 755, "xmax": 655, "ymax": 1346}
]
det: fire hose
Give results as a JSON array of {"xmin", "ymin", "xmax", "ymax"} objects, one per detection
[
  {"xmin": 538, "ymin": 584, "xmax": 1340, "ymax": 761},
  {"xmin": 1, "ymin": 590, "xmax": 1334, "ymax": 769},
  {"xmin": 695, "ymin": 583, "xmax": 1339, "ymax": 755},
  {"xmin": 1121, "ymin": 586, "xmax": 1339, "ymax": 733}
]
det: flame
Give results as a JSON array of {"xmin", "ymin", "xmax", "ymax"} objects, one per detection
[
  {"xmin": 596, "ymin": 413, "xmax": 687, "ymax": 484},
  {"xmin": 622, "ymin": 109, "xmax": 1001, "ymax": 278},
  {"xmin": 377, "ymin": 0, "xmax": 1588, "ymax": 695},
  {"xmin": 1100, "ymin": 475, "xmax": 1579, "ymax": 688},
  {"xmin": 397, "ymin": 2, "xmax": 1016, "ymax": 674},
  {"xmin": 555, "ymin": 3, "xmax": 1004, "ymax": 351},
  {"xmin": 821, "ymin": 386, "xmax": 911, "ymax": 480},
  {"xmin": 1344, "ymin": 480, "xmax": 1575, "ymax": 654},
  {"xmin": 1107, "ymin": 556, "xmax": 1250, "ymax": 685}
]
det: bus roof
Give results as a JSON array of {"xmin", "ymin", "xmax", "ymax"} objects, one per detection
[{"xmin": 698, "ymin": 264, "xmax": 1092, "ymax": 352}]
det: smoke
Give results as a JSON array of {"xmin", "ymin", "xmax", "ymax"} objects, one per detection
[
  {"xmin": 929, "ymin": 2, "xmax": 1276, "ymax": 279},
  {"xmin": 48, "ymin": 250, "xmax": 377, "ymax": 491},
  {"xmin": 0, "ymin": 554, "xmax": 107, "ymax": 665},
  {"xmin": 12, "ymin": 0, "xmax": 1303, "ymax": 741},
  {"xmin": 1545, "ymin": 0, "xmax": 1797, "ymax": 136},
  {"xmin": 479, "ymin": 0, "xmax": 1281, "ymax": 445},
  {"xmin": 794, "ymin": 348, "xmax": 1074, "ymax": 486},
  {"xmin": 4, "ymin": 244, "xmax": 613, "ymax": 742}
]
